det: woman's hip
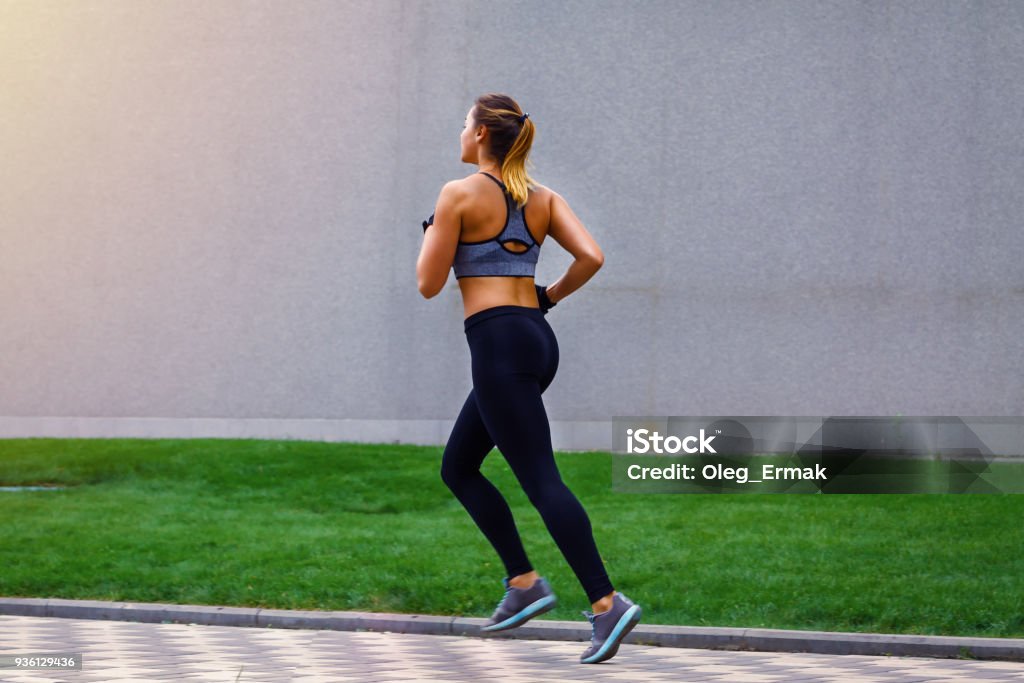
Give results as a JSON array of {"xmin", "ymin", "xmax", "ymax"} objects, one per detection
[
  {"xmin": 464, "ymin": 304, "xmax": 547, "ymax": 333},
  {"xmin": 464, "ymin": 306, "xmax": 558, "ymax": 381}
]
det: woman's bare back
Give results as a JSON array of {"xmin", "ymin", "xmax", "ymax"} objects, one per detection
[{"xmin": 456, "ymin": 172, "xmax": 553, "ymax": 318}]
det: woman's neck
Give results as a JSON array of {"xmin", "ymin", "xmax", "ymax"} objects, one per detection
[{"xmin": 478, "ymin": 162, "xmax": 502, "ymax": 177}]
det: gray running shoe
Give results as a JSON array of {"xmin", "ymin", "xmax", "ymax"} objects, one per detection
[
  {"xmin": 579, "ymin": 592, "xmax": 642, "ymax": 664},
  {"xmin": 480, "ymin": 576, "xmax": 558, "ymax": 632}
]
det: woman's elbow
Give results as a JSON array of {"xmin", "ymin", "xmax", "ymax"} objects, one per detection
[
  {"xmin": 584, "ymin": 250, "xmax": 605, "ymax": 271},
  {"xmin": 418, "ymin": 277, "xmax": 442, "ymax": 299}
]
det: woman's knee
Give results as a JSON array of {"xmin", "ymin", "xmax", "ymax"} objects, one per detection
[
  {"xmin": 439, "ymin": 457, "xmax": 461, "ymax": 491},
  {"xmin": 521, "ymin": 476, "xmax": 571, "ymax": 510},
  {"xmin": 440, "ymin": 452, "xmax": 478, "ymax": 493}
]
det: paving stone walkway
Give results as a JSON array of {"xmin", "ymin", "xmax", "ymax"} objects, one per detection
[{"xmin": 1, "ymin": 615, "xmax": 1022, "ymax": 682}]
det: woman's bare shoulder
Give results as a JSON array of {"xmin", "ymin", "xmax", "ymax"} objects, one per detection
[
  {"xmin": 529, "ymin": 182, "xmax": 553, "ymax": 195},
  {"xmin": 527, "ymin": 183, "xmax": 557, "ymax": 206},
  {"xmin": 443, "ymin": 174, "xmax": 557, "ymax": 207}
]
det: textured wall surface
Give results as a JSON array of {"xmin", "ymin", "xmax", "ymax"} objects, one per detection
[{"xmin": 1, "ymin": 1, "xmax": 1022, "ymax": 448}]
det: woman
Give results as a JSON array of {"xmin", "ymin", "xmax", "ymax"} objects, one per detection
[{"xmin": 416, "ymin": 93, "xmax": 642, "ymax": 664}]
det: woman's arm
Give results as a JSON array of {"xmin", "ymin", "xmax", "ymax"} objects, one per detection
[
  {"xmin": 543, "ymin": 190, "xmax": 605, "ymax": 303},
  {"xmin": 417, "ymin": 181, "xmax": 464, "ymax": 298}
]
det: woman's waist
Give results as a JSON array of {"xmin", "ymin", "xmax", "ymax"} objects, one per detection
[
  {"xmin": 464, "ymin": 304, "xmax": 547, "ymax": 333},
  {"xmin": 459, "ymin": 277, "xmax": 539, "ymax": 319}
]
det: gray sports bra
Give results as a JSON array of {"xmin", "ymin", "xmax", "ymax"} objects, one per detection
[{"xmin": 452, "ymin": 172, "xmax": 541, "ymax": 279}]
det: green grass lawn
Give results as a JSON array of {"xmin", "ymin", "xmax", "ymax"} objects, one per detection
[{"xmin": 1, "ymin": 438, "xmax": 1022, "ymax": 638}]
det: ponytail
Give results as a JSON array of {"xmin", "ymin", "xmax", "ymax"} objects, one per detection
[{"xmin": 472, "ymin": 93, "xmax": 538, "ymax": 209}]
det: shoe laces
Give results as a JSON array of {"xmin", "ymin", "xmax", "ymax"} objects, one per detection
[{"xmin": 494, "ymin": 578, "xmax": 514, "ymax": 611}]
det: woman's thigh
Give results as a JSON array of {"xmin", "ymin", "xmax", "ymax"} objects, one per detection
[
  {"xmin": 466, "ymin": 314, "xmax": 559, "ymax": 480},
  {"xmin": 472, "ymin": 371, "xmax": 561, "ymax": 497},
  {"xmin": 441, "ymin": 388, "xmax": 495, "ymax": 478}
]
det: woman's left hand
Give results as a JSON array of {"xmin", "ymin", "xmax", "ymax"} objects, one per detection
[{"xmin": 536, "ymin": 284, "xmax": 557, "ymax": 314}]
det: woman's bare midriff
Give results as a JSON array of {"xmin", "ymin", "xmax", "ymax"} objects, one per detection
[
  {"xmin": 459, "ymin": 277, "xmax": 541, "ymax": 319},
  {"xmin": 458, "ymin": 179, "xmax": 551, "ymax": 320}
]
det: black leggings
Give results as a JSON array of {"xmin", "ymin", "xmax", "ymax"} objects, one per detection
[{"xmin": 440, "ymin": 305, "xmax": 614, "ymax": 604}]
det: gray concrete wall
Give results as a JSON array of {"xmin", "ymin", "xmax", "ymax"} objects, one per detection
[{"xmin": 1, "ymin": 0, "xmax": 1021, "ymax": 450}]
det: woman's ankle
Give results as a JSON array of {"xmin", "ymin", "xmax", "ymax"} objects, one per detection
[
  {"xmin": 508, "ymin": 571, "xmax": 540, "ymax": 589},
  {"xmin": 591, "ymin": 590, "xmax": 616, "ymax": 614}
]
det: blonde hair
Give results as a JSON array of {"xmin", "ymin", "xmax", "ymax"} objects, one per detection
[{"xmin": 472, "ymin": 93, "xmax": 537, "ymax": 209}]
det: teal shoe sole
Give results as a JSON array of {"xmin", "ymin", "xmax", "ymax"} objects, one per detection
[
  {"xmin": 481, "ymin": 594, "xmax": 558, "ymax": 632},
  {"xmin": 580, "ymin": 605, "xmax": 642, "ymax": 664}
]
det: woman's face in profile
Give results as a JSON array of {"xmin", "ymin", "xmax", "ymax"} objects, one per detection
[{"xmin": 460, "ymin": 106, "xmax": 477, "ymax": 163}]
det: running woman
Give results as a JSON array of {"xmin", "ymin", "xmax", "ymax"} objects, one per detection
[{"xmin": 416, "ymin": 93, "xmax": 642, "ymax": 664}]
